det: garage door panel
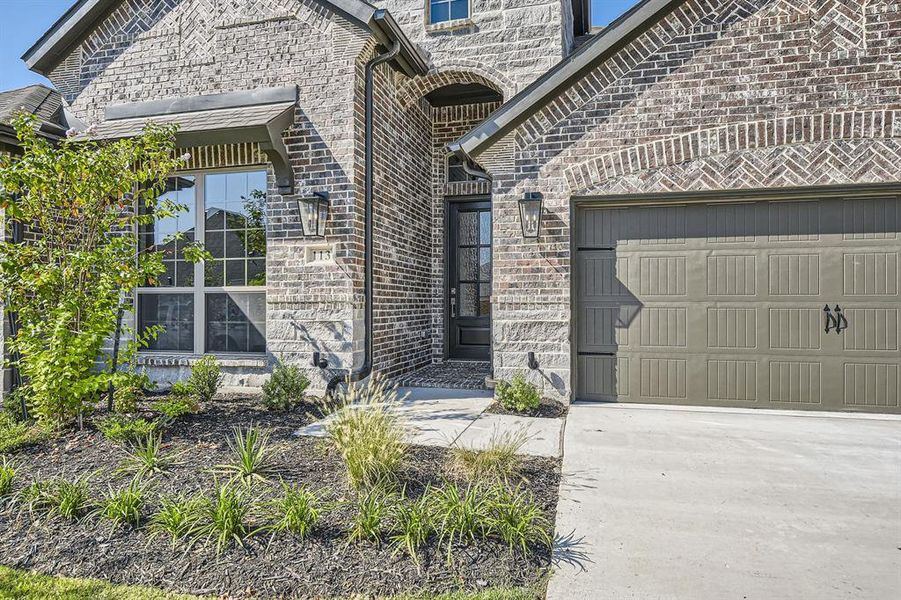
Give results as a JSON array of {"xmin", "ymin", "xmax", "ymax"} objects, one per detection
[
  {"xmin": 842, "ymin": 252, "xmax": 899, "ymax": 296},
  {"xmin": 707, "ymin": 359, "xmax": 758, "ymax": 403},
  {"xmin": 843, "ymin": 363, "xmax": 899, "ymax": 408},
  {"xmin": 576, "ymin": 193, "xmax": 901, "ymax": 413},
  {"xmin": 707, "ymin": 254, "xmax": 758, "ymax": 296}
]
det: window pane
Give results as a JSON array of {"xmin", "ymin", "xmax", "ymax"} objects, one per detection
[
  {"xmin": 479, "ymin": 247, "xmax": 490, "ymax": 281},
  {"xmin": 139, "ymin": 176, "xmax": 196, "ymax": 288},
  {"xmin": 450, "ymin": 0, "xmax": 468, "ymax": 20},
  {"xmin": 430, "ymin": 1, "xmax": 449, "ymax": 23},
  {"xmin": 139, "ymin": 294, "xmax": 194, "ymax": 352},
  {"xmin": 205, "ymin": 260, "xmax": 224, "ymax": 287},
  {"xmin": 479, "ymin": 283, "xmax": 490, "ymax": 316},
  {"xmin": 459, "ymin": 283, "xmax": 477, "ymax": 317},
  {"xmin": 458, "ymin": 211, "xmax": 478, "ymax": 245},
  {"xmin": 206, "ymin": 170, "xmax": 267, "ymax": 286},
  {"xmin": 459, "ymin": 247, "xmax": 478, "ymax": 281},
  {"xmin": 480, "ymin": 211, "xmax": 491, "ymax": 244},
  {"xmin": 206, "ymin": 293, "xmax": 266, "ymax": 353}
]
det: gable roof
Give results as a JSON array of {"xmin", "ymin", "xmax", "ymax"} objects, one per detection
[
  {"xmin": 23, "ymin": 0, "xmax": 428, "ymax": 78},
  {"xmin": 448, "ymin": 0, "xmax": 683, "ymax": 161}
]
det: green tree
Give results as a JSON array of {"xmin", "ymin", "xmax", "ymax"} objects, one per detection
[{"xmin": 0, "ymin": 114, "xmax": 202, "ymax": 430}]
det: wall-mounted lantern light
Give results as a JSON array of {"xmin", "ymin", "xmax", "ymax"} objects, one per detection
[
  {"xmin": 518, "ymin": 192, "xmax": 543, "ymax": 239},
  {"xmin": 297, "ymin": 192, "xmax": 329, "ymax": 238}
]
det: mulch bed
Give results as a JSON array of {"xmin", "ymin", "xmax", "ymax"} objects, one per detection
[
  {"xmin": 485, "ymin": 397, "xmax": 568, "ymax": 419},
  {"xmin": 0, "ymin": 396, "xmax": 561, "ymax": 599}
]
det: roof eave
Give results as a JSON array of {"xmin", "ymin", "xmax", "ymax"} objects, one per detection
[{"xmin": 452, "ymin": 0, "xmax": 683, "ymax": 160}]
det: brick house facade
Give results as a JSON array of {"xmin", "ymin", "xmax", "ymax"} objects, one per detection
[{"xmin": 9, "ymin": 0, "xmax": 901, "ymax": 411}]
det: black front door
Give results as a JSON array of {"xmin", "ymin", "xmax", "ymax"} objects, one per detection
[{"xmin": 447, "ymin": 200, "xmax": 491, "ymax": 360}]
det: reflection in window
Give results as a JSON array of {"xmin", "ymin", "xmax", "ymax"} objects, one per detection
[
  {"xmin": 138, "ymin": 176, "xmax": 196, "ymax": 287},
  {"xmin": 138, "ymin": 294, "xmax": 194, "ymax": 352},
  {"xmin": 206, "ymin": 293, "xmax": 266, "ymax": 353},
  {"xmin": 136, "ymin": 170, "xmax": 267, "ymax": 354}
]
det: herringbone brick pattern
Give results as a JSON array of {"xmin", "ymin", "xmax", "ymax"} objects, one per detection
[{"xmin": 813, "ymin": 0, "xmax": 868, "ymax": 54}]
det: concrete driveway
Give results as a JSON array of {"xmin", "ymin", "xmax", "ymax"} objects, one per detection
[{"xmin": 547, "ymin": 404, "xmax": 901, "ymax": 600}]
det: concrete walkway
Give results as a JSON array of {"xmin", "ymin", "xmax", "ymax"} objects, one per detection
[
  {"xmin": 547, "ymin": 403, "xmax": 901, "ymax": 600},
  {"xmin": 295, "ymin": 387, "xmax": 563, "ymax": 458}
]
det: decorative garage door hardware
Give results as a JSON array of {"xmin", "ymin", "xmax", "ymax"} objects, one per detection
[{"xmin": 824, "ymin": 305, "xmax": 849, "ymax": 334}]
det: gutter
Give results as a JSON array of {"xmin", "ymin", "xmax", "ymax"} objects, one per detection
[{"xmin": 324, "ymin": 40, "xmax": 402, "ymax": 399}]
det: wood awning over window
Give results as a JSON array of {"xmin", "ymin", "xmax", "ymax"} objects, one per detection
[{"xmin": 82, "ymin": 86, "xmax": 297, "ymax": 194}]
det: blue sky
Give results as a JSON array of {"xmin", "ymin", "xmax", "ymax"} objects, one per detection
[{"xmin": 1, "ymin": 0, "xmax": 640, "ymax": 91}]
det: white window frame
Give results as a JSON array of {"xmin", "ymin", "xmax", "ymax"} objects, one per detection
[{"xmin": 136, "ymin": 166, "xmax": 267, "ymax": 356}]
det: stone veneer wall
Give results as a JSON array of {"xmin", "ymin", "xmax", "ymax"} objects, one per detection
[
  {"xmin": 473, "ymin": 0, "xmax": 901, "ymax": 401},
  {"xmin": 377, "ymin": 0, "xmax": 570, "ymax": 96}
]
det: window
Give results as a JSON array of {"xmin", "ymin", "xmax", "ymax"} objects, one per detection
[
  {"xmin": 137, "ymin": 169, "xmax": 267, "ymax": 354},
  {"xmin": 429, "ymin": 0, "xmax": 468, "ymax": 24}
]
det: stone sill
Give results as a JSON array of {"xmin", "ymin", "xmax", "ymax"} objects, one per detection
[
  {"xmin": 425, "ymin": 18, "xmax": 475, "ymax": 34},
  {"xmin": 137, "ymin": 354, "xmax": 269, "ymax": 369}
]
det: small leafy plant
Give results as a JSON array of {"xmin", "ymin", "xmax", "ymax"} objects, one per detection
[
  {"xmin": 0, "ymin": 413, "xmax": 45, "ymax": 454},
  {"xmin": 0, "ymin": 458, "xmax": 15, "ymax": 498},
  {"xmin": 18, "ymin": 480, "xmax": 54, "ymax": 516},
  {"xmin": 262, "ymin": 363, "xmax": 310, "ymax": 411},
  {"xmin": 216, "ymin": 425, "xmax": 275, "ymax": 484},
  {"xmin": 188, "ymin": 356, "xmax": 222, "ymax": 404},
  {"xmin": 326, "ymin": 373, "xmax": 407, "ymax": 490},
  {"xmin": 95, "ymin": 478, "xmax": 145, "ymax": 528},
  {"xmin": 450, "ymin": 428, "xmax": 528, "ymax": 483},
  {"xmin": 430, "ymin": 482, "xmax": 490, "ymax": 560},
  {"xmin": 495, "ymin": 373, "xmax": 541, "ymax": 413},
  {"xmin": 120, "ymin": 432, "xmax": 183, "ymax": 477},
  {"xmin": 263, "ymin": 482, "xmax": 323, "ymax": 539},
  {"xmin": 96, "ymin": 415, "xmax": 156, "ymax": 444},
  {"xmin": 196, "ymin": 481, "xmax": 257, "ymax": 553},
  {"xmin": 347, "ymin": 487, "xmax": 393, "ymax": 544},
  {"xmin": 148, "ymin": 492, "xmax": 206, "ymax": 547},
  {"xmin": 151, "ymin": 394, "xmax": 199, "ymax": 421},
  {"xmin": 42, "ymin": 477, "xmax": 93, "ymax": 521},
  {"xmin": 484, "ymin": 484, "xmax": 552, "ymax": 553},
  {"xmin": 390, "ymin": 488, "xmax": 433, "ymax": 564}
]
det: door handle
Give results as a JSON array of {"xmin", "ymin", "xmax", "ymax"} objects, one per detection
[
  {"xmin": 834, "ymin": 304, "xmax": 848, "ymax": 333},
  {"xmin": 450, "ymin": 287, "xmax": 456, "ymax": 319},
  {"xmin": 823, "ymin": 305, "xmax": 838, "ymax": 333}
]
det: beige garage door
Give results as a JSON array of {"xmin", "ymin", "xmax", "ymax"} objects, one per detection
[{"xmin": 575, "ymin": 194, "xmax": 901, "ymax": 413}]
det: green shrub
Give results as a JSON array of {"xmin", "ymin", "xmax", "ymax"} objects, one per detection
[
  {"xmin": 430, "ymin": 483, "xmax": 490, "ymax": 560},
  {"xmin": 196, "ymin": 481, "xmax": 257, "ymax": 553},
  {"xmin": 187, "ymin": 356, "xmax": 222, "ymax": 404},
  {"xmin": 263, "ymin": 482, "xmax": 323, "ymax": 539},
  {"xmin": 151, "ymin": 395, "xmax": 199, "ymax": 420},
  {"xmin": 484, "ymin": 484, "xmax": 552, "ymax": 554},
  {"xmin": 30, "ymin": 477, "xmax": 93, "ymax": 521},
  {"xmin": 347, "ymin": 487, "xmax": 393, "ymax": 544},
  {"xmin": 495, "ymin": 374, "xmax": 541, "ymax": 413},
  {"xmin": 390, "ymin": 489, "xmax": 433, "ymax": 564},
  {"xmin": 96, "ymin": 415, "xmax": 156, "ymax": 444},
  {"xmin": 113, "ymin": 372, "xmax": 151, "ymax": 414},
  {"xmin": 0, "ymin": 413, "xmax": 45, "ymax": 454},
  {"xmin": 170, "ymin": 380, "xmax": 192, "ymax": 398},
  {"xmin": 450, "ymin": 428, "xmax": 528, "ymax": 483},
  {"xmin": 326, "ymin": 373, "xmax": 407, "ymax": 490},
  {"xmin": 120, "ymin": 433, "xmax": 183, "ymax": 477},
  {"xmin": 148, "ymin": 492, "xmax": 206, "ymax": 547},
  {"xmin": 95, "ymin": 479, "xmax": 145, "ymax": 528},
  {"xmin": 215, "ymin": 425, "xmax": 275, "ymax": 485},
  {"xmin": 0, "ymin": 458, "xmax": 15, "ymax": 498},
  {"xmin": 18, "ymin": 480, "xmax": 55, "ymax": 516},
  {"xmin": 262, "ymin": 363, "xmax": 310, "ymax": 411}
]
